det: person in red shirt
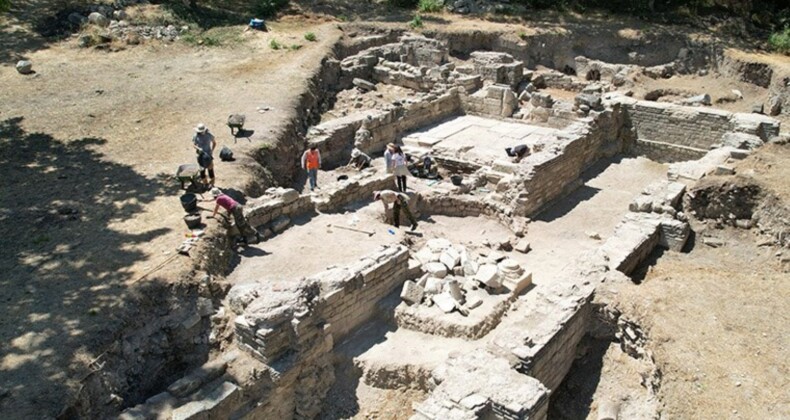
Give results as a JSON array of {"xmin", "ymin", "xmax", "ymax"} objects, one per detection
[
  {"xmin": 209, "ymin": 188, "xmax": 259, "ymax": 243},
  {"xmin": 301, "ymin": 145, "xmax": 322, "ymax": 191}
]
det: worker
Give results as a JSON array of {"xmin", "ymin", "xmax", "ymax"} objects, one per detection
[
  {"xmin": 505, "ymin": 144, "xmax": 530, "ymax": 163},
  {"xmin": 301, "ymin": 144, "xmax": 322, "ymax": 191},
  {"xmin": 192, "ymin": 123, "xmax": 216, "ymax": 187},
  {"xmin": 373, "ymin": 190, "xmax": 418, "ymax": 231},
  {"xmin": 208, "ymin": 188, "xmax": 260, "ymax": 244},
  {"xmin": 348, "ymin": 148, "xmax": 371, "ymax": 170},
  {"xmin": 391, "ymin": 145, "xmax": 409, "ymax": 192},
  {"xmin": 384, "ymin": 142, "xmax": 396, "ymax": 174}
]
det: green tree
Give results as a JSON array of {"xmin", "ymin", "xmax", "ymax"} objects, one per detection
[{"xmin": 0, "ymin": 0, "xmax": 11, "ymax": 12}]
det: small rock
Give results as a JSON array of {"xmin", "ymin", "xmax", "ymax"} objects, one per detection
[
  {"xmin": 751, "ymin": 103, "xmax": 764, "ymax": 114},
  {"xmin": 702, "ymin": 237, "xmax": 724, "ymax": 248},
  {"xmin": 353, "ymin": 78, "xmax": 376, "ymax": 92},
  {"xmin": 15, "ymin": 60, "xmax": 33, "ymax": 75},
  {"xmin": 587, "ymin": 231, "xmax": 601, "ymax": 240}
]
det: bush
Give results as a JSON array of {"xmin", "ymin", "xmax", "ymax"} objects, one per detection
[
  {"xmin": 269, "ymin": 38, "xmax": 281, "ymax": 49},
  {"xmin": 769, "ymin": 27, "xmax": 790, "ymax": 54},
  {"xmin": 389, "ymin": 0, "xmax": 418, "ymax": 8},
  {"xmin": 304, "ymin": 32, "xmax": 317, "ymax": 42},
  {"xmin": 418, "ymin": 0, "xmax": 443, "ymax": 13},
  {"xmin": 255, "ymin": 0, "xmax": 288, "ymax": 18},
  {"xmin": 290, "ymin": 44, "xmax": 302, "ymax": 50},
  {"xmin": 409, "ymin": 14, "xmax": 423, "ymax": 28}
]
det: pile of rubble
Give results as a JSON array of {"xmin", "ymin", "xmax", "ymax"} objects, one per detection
[{"xmin": 399, "ymin": 239, "xmax": 532, "ymax": 316}]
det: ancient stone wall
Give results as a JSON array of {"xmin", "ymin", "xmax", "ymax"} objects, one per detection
[
  {"xmin": 516, "ymin": 109, "xmax": 625, "ymax": 217},
  {"xmin": 306, "ymin": 90, "xmax": 462, "ymax": 168},
  {"xmin": 617, "ymin": 98, "xmax": 781, "ymax": 162},
  {"xmin": 245, "ymin": 188, "xmax": 313, "ymax": 228}
]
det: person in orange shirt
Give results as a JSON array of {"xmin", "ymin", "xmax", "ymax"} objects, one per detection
[{"xmin": 301, "ymin": 145, "xmax": 322, "ymax": 191}]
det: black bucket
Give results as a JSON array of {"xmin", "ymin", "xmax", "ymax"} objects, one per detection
[
  {"xmin": 184, "ymin": 213, "xmax": 202, "ymax": 229},
  {"xmin": 180, "ymin": 193, "xmax": 197, "ymax": 212},
  {"xmin": 450, "ymin": 175, "xmax": 463, "ymax": 186}
]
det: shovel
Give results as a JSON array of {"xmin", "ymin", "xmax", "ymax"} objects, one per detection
[{"xmin": 328, "ymin": 224, "xmax": 375, "ymax": 237}]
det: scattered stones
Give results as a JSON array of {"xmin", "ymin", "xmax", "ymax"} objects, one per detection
[{"xmin": 15, "ymin": 60, "xmax": 33, "ymax": 75}]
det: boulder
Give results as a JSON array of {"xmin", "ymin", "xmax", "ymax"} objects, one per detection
[
  {"xmin": 462, "ymin": 258, "xmax": 479, "ymax": 277},
  {"xmin": 15, "ymin": 60, "xmax": 33, "ymax": 75},
  {"xmin": 400, "ymin": 280, "xmax": 424, "ymax": 305},
  {"xmin": 414, "ymin": 247, "xmax": 438, "ymax": 265},
  {"xmin": 88, "ymin": 12, "xmax": 110, "ymax": 27}
]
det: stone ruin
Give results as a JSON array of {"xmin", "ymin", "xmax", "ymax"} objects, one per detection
[{"xmin": 117, "ymin": 31, "xmax": 785, "ymax": 420}]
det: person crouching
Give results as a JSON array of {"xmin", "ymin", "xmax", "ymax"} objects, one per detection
[
  {"xmin": 373, "ymin": 190, "xmax": 418, "ymax": 231},
  {"xmin": 208, "ymin": 188, "xmax": 260, "ymax": 244}
]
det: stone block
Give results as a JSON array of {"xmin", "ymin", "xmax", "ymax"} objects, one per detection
[
  {"xmin": 502, "ymin": 272, "xmax": 532, "ymax": 296},
  {"xmin": 401, "ymin": 280, "xmax": 424, "ymax": 305},
  {"xmin": 424, "ymin": 262, "xmax": 448, "ymax": 278},
  {"xmin": 514, "ymin": 239, "xmax": 531, "ymax": 254},
  {"xmin": 433, "ymin": 292, "xmax": 457, "ymax": 313},
  {"xmin": 465, "ymin": 294, "xmax": 483, "ymax": 310},
  {"xmin": 475, "ymin": 264, "xmax": 501, "ymax": 288},
  {"xmin": 197, "ymin": 298, "xmax": 214, "ymax": 317},
  {"xmin": 270, "ymin": 215, "xmax": 291, "ymax": 233},
  {"xmin": 424, "ymin": 277, "xmax": 443, "ymax": 294},
  {"xmin": 439, "ymin": 249, "xmax": 461, "ymax": 269},
  {"xmin": 171, "ymin": 382, "xmax": 239, "ymax": 420}
]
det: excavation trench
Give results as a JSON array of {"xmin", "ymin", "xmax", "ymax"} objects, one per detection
[{"xmin": 101, "ymin": 28, "xmax": 784, "ymax": 420}]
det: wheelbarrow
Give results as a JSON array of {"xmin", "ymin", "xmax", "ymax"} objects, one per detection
[{"xmin": 176, "ymin": 163, "xmax": 209, "ymax": 193}]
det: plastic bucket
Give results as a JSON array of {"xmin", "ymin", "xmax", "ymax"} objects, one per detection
[{"xmin": 180, "ymin": 193, "xmax": 197, "ymax": 212}]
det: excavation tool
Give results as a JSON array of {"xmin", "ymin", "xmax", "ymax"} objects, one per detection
[{"xmin": 328, "ymin": 224, "xmax": 375, "ymax": 236}]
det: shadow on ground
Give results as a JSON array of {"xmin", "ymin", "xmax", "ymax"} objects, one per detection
[{"xmin": 0, "ymin": 116, "xmax": 172, "ymax": 417}]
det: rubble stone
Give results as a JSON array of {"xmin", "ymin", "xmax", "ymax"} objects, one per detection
[
  {"xmin": 433, "ymin": 292, "xmax": 457, "ymax": 313},
  {"xmin": 401, "ymin": 280, "xmax": 425, "ymax": 305},
  {"xmin": 475, "ymin": 264, "xmax": 501, "ymax": 288}
]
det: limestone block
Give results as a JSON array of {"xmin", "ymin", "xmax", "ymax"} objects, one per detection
[
  {"xmin": 721, "ymin": 132, "xmax": 763, "ymax": 150},
  {"xmin": 413, "ymin": 247, "xmax": 436, "ymax": 265},
  {"xmin": 463, "ymin": 258, "xmax": 479, "ymax": 277},
  {"xmin": 401, "ymin": 280, "xmax": 425, "ymax": 305},
  {"xmin": 503, "ymin": 272, "xmax": 533, "ymax": 296},
  {"xmin": 197, "ymin": 298, "xmax": 214, "ymax": 317},
  {"xmin": 475, "ymin": 264, "xmax": 501, "ymax": 288},
  {"xmin": 433, "ymin": 292, "xmax": 457, "ymax": 313},
  {"xmin": 424, "ymin": 277, "xmax": 444, "ymax": 294},
  {"xmin": 424, "ymin": 262, "xmax": 448, "ymax": 278},
  {"xmin": 171, "ymin": 382, "xmax": 239, "ymax": 420},
  {"xmin": 167, "ymin": 359, "xmax": 228, "ymax": 398},
  {"xmin": 426, "ymin": 238, "xmax": 452, "ymax": 252},
  {"xmin": 439, "ymin": 249, "xmax": 461, "ymax": 269},
  {"xmin": 629, "ymin": 195, "xmax": 653, "ymax": 213},
  {"xmin": 514, "ymin": 239, "xmax": 531, "ymax": 254},
  {"xmin": 465, "ymin": 295, "xmax": 483, "ymax": 310},
  {"xmin": 271, "ymin": 215, "xmax": 291, "ymax": 233},
  {"xmin": 279, "ymin": 188, "xmax": 300, "ymax": 204}
]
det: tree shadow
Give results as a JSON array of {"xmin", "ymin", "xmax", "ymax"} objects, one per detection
[{"xmin": 0, "ymin": 116, "xmax": 173, "ymax": 417}]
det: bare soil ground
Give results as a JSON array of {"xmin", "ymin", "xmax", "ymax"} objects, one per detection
[{"xmin": 1, "ymin": 7, "xmax": 341, "ymax": 416}]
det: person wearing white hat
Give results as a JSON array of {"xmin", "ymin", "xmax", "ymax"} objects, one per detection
[
  {"xmin": 192, "ymin": 123, "xmax": 216, "ymax": 186},
  {"xmin": 347, "ymin": 148, "xmax": 371, "ymax": 170}
]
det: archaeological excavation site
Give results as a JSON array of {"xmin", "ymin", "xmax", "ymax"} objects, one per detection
[{"xmin": 2, "ymin": 3, "xmax": 789, "ymax": 420}]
